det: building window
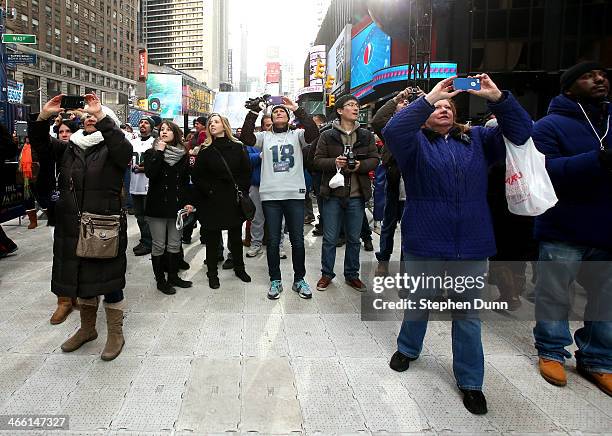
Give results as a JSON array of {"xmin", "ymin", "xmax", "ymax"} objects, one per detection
[
  {"xmin": 74, "ymin": 36, "xmax": 79, "ymax": 44},
  {"xmin": 21, "ymin": 14, "xmax": 28, "ymax": 23},
  {"xmin": 91, "ymin": 43, "xmax": 96, "ymax": 53},
  {"xmin": 67, "ymin": 83, "xmax": 79, "ymax": 95},
  {"xmin": 66, "ymin": 16, "xmax": 71, "ymax": 26},
  {"xmin": 47, "ymin": 79, "xmax": 61, "ymax": 97},
  {"xmin": 32, "ymin": 18, "xmax": 39, "ymax": 33},
  {"xmin": 22, "ymin": 74, "xmax": 40, "ymax": 110}
]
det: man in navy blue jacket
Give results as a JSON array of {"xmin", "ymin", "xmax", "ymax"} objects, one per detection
[{"xmin": 532, "ymin": 61, "xmax": 612, "ymax": 396}]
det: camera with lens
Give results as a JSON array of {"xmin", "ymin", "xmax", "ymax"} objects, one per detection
[
  {"xmin": 344, "ymin": 145, "xmax": 356, "ymax": 170},
  {"xmin": 244, "ymin": 94, "xmax": 271, "ymax": 112}
]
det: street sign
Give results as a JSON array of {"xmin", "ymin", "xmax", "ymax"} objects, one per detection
[
  {"xmin": 5, "ymin": 53, "xmax": 36, "ymax": 64},
  {"xmin": 1, "ymin": 34, "xmax": 36, "ymax": 44}
]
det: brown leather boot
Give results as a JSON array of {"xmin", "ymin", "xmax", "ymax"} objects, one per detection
[
  {"xmin": 61, "ymin": 301, "xmax": 98, "ymax": 352},
  {"xmin": 26, "ymin": 210, "xmax": 37, "ymax": 229},
  {"xmin": 101, "ymin": 305, "xmax": 125, "ymax": 361},
  {"xmin": 50, "ymin": 297, "xmax": 73, "ymax": 325},
  {"xmin": 539, "ymin": 357, "xmax": 567, "ymax": 386},
  {"xmin": 577, "ymin": 366, "xmax": 612, "ymax": 397}
]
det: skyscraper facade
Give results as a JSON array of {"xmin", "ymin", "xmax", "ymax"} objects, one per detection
[{"xmin": 142, "ymin": 0, "xmax": 228, "ymax": 89}]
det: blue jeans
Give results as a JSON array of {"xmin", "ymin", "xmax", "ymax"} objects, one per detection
[
  {"xmin": 321, "ymin": 196, "xmax": 363, "ymax": 280},
  {"xmin": 123, "ymin": 168, "xmax": 133, "ymax": 209},
  {"xmin": 376, "ymin": 185, "xmax": 404, "ymax": 262},
  {"xmin": 262, "ymin": 199, "xmax": 305, "ymax": 282},
  {"xmin": 533, "ymin": 241, "xmax": 612, "ymax": 373},
  {"xmin": 397, "ymin": 253, "xmax": 486, "ymax": 390}
]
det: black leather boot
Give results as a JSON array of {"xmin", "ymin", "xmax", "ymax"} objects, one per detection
[
  {"xmin": 152, "ymin": 255, "xmax": 176, "ymax": 295},
  {"xmin": 167, "ymin": 253, "xmax": 192, "ymax": 288}
]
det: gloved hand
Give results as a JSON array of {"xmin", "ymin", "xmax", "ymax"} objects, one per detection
[
  {"xmin": 599, "ymin": 147, "xmax": 612, "ymax": 171},
  {"xmin": 244, "ymin": 95, "xmax": 270, "ymax": 112}
]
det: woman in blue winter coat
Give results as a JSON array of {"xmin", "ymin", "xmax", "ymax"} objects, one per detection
[{"xmin": 382, "ymin": 74, "xmax": 533, "ymax": 415}]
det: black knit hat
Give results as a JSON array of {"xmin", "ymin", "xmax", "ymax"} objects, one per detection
[
  {"xmin": 150, "ymin": 115, "xmax": 162, "ymax": 127},
  {"xmin": 271, "ymin": 105, "xmax": 290, "ymax": 119},
  {"xmin": 140, "ymin": 116, "xmax": 154, "ymax": 128},
  {"xmin": 333, "ymin": 94, "xmax": 359, "ymax": 117},
  {"xmin": 195, "ymin": 116, "xmax": 208, "ymax": 125},
  {"xmin": 560, "ymin": 61, "xmax": 604, "ymax": 91}
]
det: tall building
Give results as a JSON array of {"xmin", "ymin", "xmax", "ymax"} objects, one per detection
[
  {"xmin": 239, "ymin": 24, "xmax": 248, "ymax": 92},
  {"xmin": 4, "ymin": 0, "xmax": 138, "ymax": 112},
  {"xmin": 142, "ymin": 0, "xmax": 228, "ymax": 89}
]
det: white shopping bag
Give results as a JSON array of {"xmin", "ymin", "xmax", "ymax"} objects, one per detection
[{"xmin": 504, "ymin": 136, "xmax": 558, "ymax": 216}]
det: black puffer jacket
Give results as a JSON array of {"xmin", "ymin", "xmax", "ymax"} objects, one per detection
[
  {"xmin": 28, "ymin": 116, "xmax": 132, "ymax": 298},
  {"xmin": 143, "ymin": 147, "xmax": 191, "ymax": 219},
  {"xmin": 191, "ymin": 137, "xmax": 251, "ymax": 230}
]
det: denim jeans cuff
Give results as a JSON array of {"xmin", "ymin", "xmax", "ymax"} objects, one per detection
[
  {"xmin": 538, "ymin": 352, "xmax": 565, "ymax": 364},
  {"xmin": 457, "ymin": 384, "xmax": 483, "ymax": 391},
  {"xmin": 396, "ymin": 347, "xmax": 419, "ymax": 360},
  {"xmin": 576, "ymin": 363, "xmax": 612, "ymax": 374}
]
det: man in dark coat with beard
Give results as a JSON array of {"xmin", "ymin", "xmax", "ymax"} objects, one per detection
[{"xmin": 28, "ymin": 93, "xmax": 132, "ymax": 361}]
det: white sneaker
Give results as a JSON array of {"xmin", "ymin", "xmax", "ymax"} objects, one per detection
[
  {"xmin": 246, "ymin": 245, "xmax": 262, "ymax": 257},
  {"xmin": 279, "ymin": 247, "xmax": 287, "ymax": 259}
]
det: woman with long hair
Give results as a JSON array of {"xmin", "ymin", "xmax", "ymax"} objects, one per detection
[
  {"xmin": 144, "ymin": 121, "xmax": 194, "ymax": 295},
  {"xmin": 191, "ymin": 114, "xmax": 251, "ymax": 289}
]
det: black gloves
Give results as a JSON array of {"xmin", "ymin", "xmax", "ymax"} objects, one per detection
[
  {"xmin": 599, "ymin": 147, "xmax": 612, "ymax": 172},
  {"xmin": 244, "ymin": 95, "xmax": 271, "ymax": 112}
]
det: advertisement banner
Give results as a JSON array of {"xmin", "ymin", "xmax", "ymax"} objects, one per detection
[
  {"xmin": 7, "ymin": 80, "xmax": 24, "ymax": 104},
  {"xmin": 327, "ymin": 25, "xmax": 352, "ymax": 94},
  {"xmin": 265, "ymin": 62, "xmax": 281, "ymax": 84},
  {"xmin": 309, "ymin": 45, "xmax": 326, "ymax": 86},
  {"xmin": 350, "ymin": 22, "xmax": 391, "ymax": 90},
  {"xmin": 146, "ymin": 73, "xmax": 182, "ymax": 118},
  {"xmin": 138, "ymin": 49, "xmax": 148, "ymax": 81}
]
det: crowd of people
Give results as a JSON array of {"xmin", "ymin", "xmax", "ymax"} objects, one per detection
[{"xmin": 0, "ymin": 61, "xmax": 610, "ymax": 414}]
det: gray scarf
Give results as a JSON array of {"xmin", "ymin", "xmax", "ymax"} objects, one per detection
[{"xmin": 155, "ymin": 141, "xmax": 185, "ymax": 166}]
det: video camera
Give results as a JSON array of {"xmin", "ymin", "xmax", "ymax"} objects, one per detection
[{"xmin": 244, "ymin": 94, "xmax": 271, "ymax": 112}]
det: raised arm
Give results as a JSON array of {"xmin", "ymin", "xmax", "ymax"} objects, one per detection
[
  {"xmin": 240, "ymin": 111, "xmax": 258, "ymax": 146},
  {"xmin": 372, "ymin": 97, "xmax": 399, "ymax": 139}
]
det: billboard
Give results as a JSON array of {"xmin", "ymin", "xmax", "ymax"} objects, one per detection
[
  {"xmin": 350, "ymin": 22, "xmax": 391, "ymax": 90},
  {"xmin": 7, "ymin": 80, "xmax": 24, "ymax": 104},
  {"xmin": 145, "ymin": 73, "xmax": 182, "ymax": 118},
  {"xmin": 327, "ymin": 25, "xmax": 352, "ymax": 94},
  {"xmin": 265, "ymin": 62, "xmax": 281, "ymax": 84},
  {"xmin": 308, "ymin": 45, "xmax": 326, "ymax": 86},
  {"xmin": 138, "ymin": 49, "xmax": 148, "ymax": 81}
]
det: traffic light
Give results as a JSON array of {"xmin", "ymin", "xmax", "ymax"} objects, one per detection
[
  {"xmin": 327, "ymin": 94, "xmax": 335, "ymax": 107},
  {"xmin": 314, "ymin": 59, "xmax": 325, "ymax": 79},
  {"xmin": 324, "ymin": 75, "xmax": 335, "ymax": 90}
]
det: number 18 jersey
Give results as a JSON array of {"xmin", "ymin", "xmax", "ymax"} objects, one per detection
[{"xmin": 255, "ymin": 129, "xmax": 308, "ymax": 202}]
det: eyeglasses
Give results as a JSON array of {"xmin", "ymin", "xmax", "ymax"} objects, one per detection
[{"xmin": 342, "ymin": 102, "xmax": 359, "ymax": 108}]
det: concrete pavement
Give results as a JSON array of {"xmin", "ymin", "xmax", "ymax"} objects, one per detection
[{"xmin": 0, "ymin": 215, "xmax": 610, "ymax": 435}]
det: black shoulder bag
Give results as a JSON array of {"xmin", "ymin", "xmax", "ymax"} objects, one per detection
[{"xmin": 211, "ymin": 146, "xmax": 256, "ymax": 221}]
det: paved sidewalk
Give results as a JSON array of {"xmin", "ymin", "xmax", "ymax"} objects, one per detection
[{"xmin": 0, "ymin": 216, "xmax": 610, "ymax": 435}]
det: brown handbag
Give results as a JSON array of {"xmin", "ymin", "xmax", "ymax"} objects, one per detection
[{"xmin": 71, "ymin": 178, "xmax": 122, "ymax": 259}]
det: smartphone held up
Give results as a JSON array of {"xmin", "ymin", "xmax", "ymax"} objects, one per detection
[
  {"xmin": 60, "ymin": 95, "xmax": 86, "ymax": 109},
  {"xmin": 453, "ymin": 78, "xmax": 481, "ymax": 91}
]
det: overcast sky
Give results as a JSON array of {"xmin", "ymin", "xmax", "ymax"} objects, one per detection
[{"xmin": 229, "ymin": 0, "xmax": 324, "ymax": 84}]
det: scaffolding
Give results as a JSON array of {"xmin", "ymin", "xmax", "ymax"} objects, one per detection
[{"xmin": 406, "ymin": 0, "xmax": 433, "ymax": 90}]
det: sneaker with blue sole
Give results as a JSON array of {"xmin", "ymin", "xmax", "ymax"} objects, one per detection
[
  {"xmin": 267, "ymin": 280, "xmax": 283, "ymax": 300},
  {"xmin": 292, "ymin": 279, "xmax": 312, "ymax": 299}
]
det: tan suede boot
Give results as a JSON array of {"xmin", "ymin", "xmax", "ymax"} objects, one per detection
[
  {"xmin": 26, "ymin": 210, "xmax": 37, "ymax": 229},
  {"xmin": 539, "ymin": 357, "xmax": 567, "ymax": 386},
  {"xmin": 61, "ymin": 298, "xmax": 98, "ymax": 352},
  {"xmin": 50, "ymin": 297, "xmax": 73, "ymax": 325},
  {"xmin": 101, "ymin": 303, "xmax": 125, "ymax": 361}
]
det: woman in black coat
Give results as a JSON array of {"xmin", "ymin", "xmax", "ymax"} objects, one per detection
[
  {"xmin": 144, "ymin": 121, "xmax": 194, "ymax": 295},
  {"xmin": 28, "ymin": 93, "xmax": 132, "ymax": 361},
  {"xmin": 192, "ymin": 114, "xmax": 251, "ymax": 289}
]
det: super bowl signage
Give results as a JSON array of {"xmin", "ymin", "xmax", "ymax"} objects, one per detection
[
  {"xmin": 327, "ymin": 25, "xmax": 352, "ymax": 94},
  {"xmin": 7, "ymin": 80, "xmax": 24, "ymax": 104}
]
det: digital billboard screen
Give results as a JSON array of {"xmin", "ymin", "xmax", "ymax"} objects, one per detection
[
  {"xmin": 350, "ymin": 22, "xmax": 391, "ymax": 90},
  {"xmin": 145, "ymin": 73, "xmax": 183, "ymax": 118}
]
